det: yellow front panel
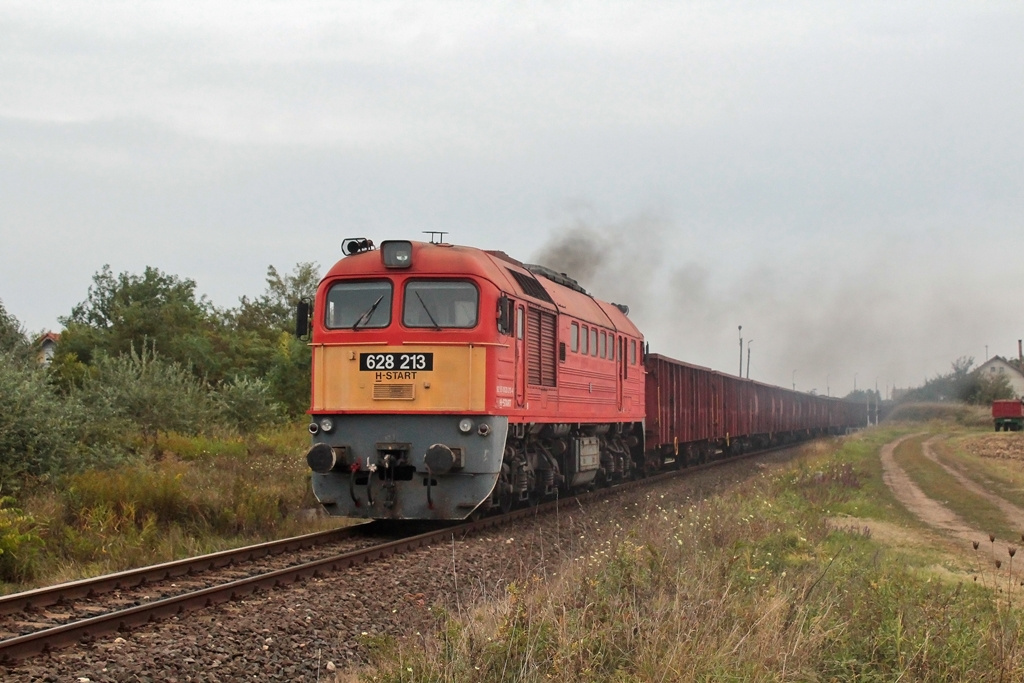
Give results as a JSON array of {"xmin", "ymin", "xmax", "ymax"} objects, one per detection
[{"xmin": 312, "ymin": 345, "xmax": 488, "ymax": 412}]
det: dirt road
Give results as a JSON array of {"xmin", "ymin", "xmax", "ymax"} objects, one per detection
[{"xmin": 880, "ymin": 433, "xmax": 1024, "ymax": 559}]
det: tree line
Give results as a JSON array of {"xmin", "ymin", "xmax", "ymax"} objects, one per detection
[
  {"xmin": 898, "ymin": 356, "xmax": 1016, "ymax": 405},
  {"xmin": 0, "ymin": 263, "xmax": 318, "ymax": 489},
  {"xmin": 2, "ymin": 263, "xmax": 1019, "ymax": 491}
]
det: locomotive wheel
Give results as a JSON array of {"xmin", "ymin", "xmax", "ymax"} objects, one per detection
[{"xmin": 497, "ymin": 466, "xmax": 515, "ymax": 514}]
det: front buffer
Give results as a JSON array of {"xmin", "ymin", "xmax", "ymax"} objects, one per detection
[{"xmin": 306, "ymin": 414, "xmax": 508, "ymax": 520}]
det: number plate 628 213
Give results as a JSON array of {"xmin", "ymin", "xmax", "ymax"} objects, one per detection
[{"xmin": 359, "ymin": 353, "xmax": 434, "ymax": 372}]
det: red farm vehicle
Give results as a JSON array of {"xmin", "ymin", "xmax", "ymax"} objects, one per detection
[{"xmin": 992, "ymin": 399, "xmax": 1024, "ymax": 431}]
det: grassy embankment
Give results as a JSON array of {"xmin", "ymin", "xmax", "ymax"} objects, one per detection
[
  {"xmin": 362, "ymin": 409, "xmax": 1024, "ymax": 681},
  {"xmin": 0, "ymin": 423, "xmax": 344, "ymax": 591}
]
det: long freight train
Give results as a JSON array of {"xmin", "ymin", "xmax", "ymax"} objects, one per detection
[{"xmin": 299, "ymin": 238, "xmax": 865, "ymax": 520}]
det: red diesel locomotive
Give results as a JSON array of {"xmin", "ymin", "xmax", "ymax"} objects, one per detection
[{"xmin": 300, "ymin": 238, "xmax": 865, "ymax": 520}]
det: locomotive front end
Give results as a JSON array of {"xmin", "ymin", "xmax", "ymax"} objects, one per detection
[{"xmin": 303, "ymin": 240, "xmax": 507, "ymax": 520}]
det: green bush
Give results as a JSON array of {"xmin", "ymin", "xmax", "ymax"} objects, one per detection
[
  {"xmin": 215, "ymin": 375, "xmax": 284, "ymax": 434},
  {"xmin": 0, "ymin": 350, "xmax": 82, "ymax": 486},
  {"xmin": 0, "ymin": 497, "xmax": 44, "ymax": 582},
  {"xmin": 78, "ymin": 342, "xmax": 215, "ymax": 448},
  {"xmin": 0, "ymin": 299, "xmax": 29, "ymax": 358}
]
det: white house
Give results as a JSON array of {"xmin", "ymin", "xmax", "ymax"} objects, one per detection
[
  {"xmin": 36, "ymin": 331, "xmax": 59, "ymax": 365},
  {"xmin": 976, "ymin": 356, "xmax": 1024, "ymax": 397}
]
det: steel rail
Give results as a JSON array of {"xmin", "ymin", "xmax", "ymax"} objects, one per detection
[
  {"xmin": 0, "ymin": 525, "xmax": 370, "ymax": 616},
  {"xmin": 0, "ymin": 517, "xmax": 502, "ymax": 663}
]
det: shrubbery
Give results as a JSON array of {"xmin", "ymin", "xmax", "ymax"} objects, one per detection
[
  {"xmin": 54, "ymin": 262, "xmax": 317, "ymax": 413},
  {"xmin": 216, "ymin": 375, "xmax": 284, "ymax": 434},
  {"xmin": 0, "ymin": 272, "xmax": 327, "ymax": 585},
  {"xmin": 0, "ymin": 497, "xmax": 44, "ymax": 582},
  {"xmin": 0, "ymin": 262, "xmax": 316, "ymax": 477},
  {"xmin": 0, "ymin": 349, "xmax": 86, "ymax": 485},
  {"xmin": 79, "ymin": 343, "xmax": 215, "ymax": 446}
]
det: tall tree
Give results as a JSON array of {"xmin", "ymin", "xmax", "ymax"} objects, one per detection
[
  {"xmin": 229, "ymin": 263, "xmax": 319, "ymax": 415},
  {"xmin": 58, "ymin": 265, "xmax": 228, "ymax": 379},
  {"xmin": 232, "ymin": 262, "xmax": 320, "ymax": 336},
  {"xmin": 0, "ymin": 299, "xmax": 29, "ymax": 359}
]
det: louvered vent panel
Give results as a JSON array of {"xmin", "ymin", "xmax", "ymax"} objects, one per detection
[
  {"xmin": 527, "ymin": 307, "xmax": 557, "ymax": 387},
  {"xmin": 373, "ymin": 384, "xmax": 415, "ymax": 400},
  {"xmin": 507, "ymin": 269, "xmax": 554, "ymax": 304}
]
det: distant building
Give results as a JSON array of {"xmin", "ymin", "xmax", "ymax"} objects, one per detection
[
  {"xmin": 36, "ymin": 331, "xmax": 59, "ymax": 365},
  {"xmin": 976, "ymin": 356, "xmax": 1024, "ymax": 397}
]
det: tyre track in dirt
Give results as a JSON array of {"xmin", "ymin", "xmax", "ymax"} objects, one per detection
[
  {"xmin": 880, "ymin": 434, "xmax": 1021, "ymax": 558},
  {"xmin": 921, "ymin": 435, "xmax": 1024, "ymax": 530}
]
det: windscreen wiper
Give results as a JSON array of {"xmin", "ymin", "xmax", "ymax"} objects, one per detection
[
  {"xmin": 352, "ymin": 295, "xmax": 385, "ymax": 330},
  {"xmin": 415, "ymin": 292, "xmax": 442, "ymax": 330}
]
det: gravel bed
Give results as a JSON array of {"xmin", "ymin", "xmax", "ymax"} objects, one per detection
[
  {"xmin": 1, "ymin": 450, "xmax": 798, "ymax": 681},
  {"xmin": 0, "ymin": 528, "xmax": 406, "ymax": 640}
]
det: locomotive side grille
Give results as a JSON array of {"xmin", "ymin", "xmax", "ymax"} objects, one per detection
[
  {"xmin": 507, "ymin": 268, "xmax": 554, "ymax": 304},
  {"xmin": 373, "ymin": 384, "xmax": 415, "ymax": 400},
  {"xmin": 527, "ymin": 307, "xmax": 557, "ymax": 387}
]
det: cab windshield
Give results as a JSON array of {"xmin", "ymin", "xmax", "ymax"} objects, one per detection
[
  {"xmin": 325, "ymin": 280, "xmax": 392, "ymax": 329},
  {"xmin": 403, "ymin": 280, "xmax": 478, "ymax": 329}
]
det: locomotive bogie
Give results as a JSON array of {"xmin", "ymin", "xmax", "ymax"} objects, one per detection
[{"xmin": 489, "ymin": 419, "xmax": 644, "ymax": 511}]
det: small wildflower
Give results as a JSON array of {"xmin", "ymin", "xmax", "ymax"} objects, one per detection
[
  {"xmin": 991, "ymin": 534, "xmax": 997, "ymax": 543},
  {"xmin": 1011, "ymin": 547, "xmax": 1018, "ymax": 558},
  {"xmin": 996, "ymin": 560, "xmax": 1003, "ymax": 569},
  {"xmin": 973, "ymin": 541, "xmax": 980, "ymax": 550}
]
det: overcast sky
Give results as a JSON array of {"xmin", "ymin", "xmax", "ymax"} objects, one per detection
[{"xmin": 3, "ymin": 1, "xmax": 1022, "ymax": 396}]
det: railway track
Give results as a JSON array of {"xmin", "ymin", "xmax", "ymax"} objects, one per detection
[{"xmin": 0, "ymin": 443, "xmax": 798, "ymax": 664}]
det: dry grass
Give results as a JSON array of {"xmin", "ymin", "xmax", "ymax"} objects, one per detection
[
  {"xmin": 1, "ymin": 423, "xmax": 344, "ymax": 590},
  {"xmin": 892, "ymin": 436, "xmax": 1014, "ymax": 539},
  {"xmin": 887, "ymin": 402, "xmax": 990, "ymax": 427},
  {"xmin": 363, "ymin": 430, "xmax": 1024, "ymax": 681},
  {"xmin": 948, "ymin": 434, "xmax": 1024, "ymax": 512}
]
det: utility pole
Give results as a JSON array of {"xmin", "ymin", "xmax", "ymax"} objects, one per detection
[
  {"xmin": 738, "ymin": 325, "xmax": 743, "ymax": 377},
  {"xmin": 746, "ymin": 340, "xmax": 753, "ymax": 379},
  {"xmin": 792, "ymin": 369, "xmax": 797, "ymax": 391}
]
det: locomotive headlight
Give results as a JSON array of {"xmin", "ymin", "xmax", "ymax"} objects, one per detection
[
  {"xmin": 458, "ymin": 418, "xmax": 474, "ymax": 434},
  {"xmin": 381, "ymin": 240, "xmax": 413, "ymax": 268},
  {"xmin": 319, "ymin": 417, "xmax": 334, "ymax": 433}
]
